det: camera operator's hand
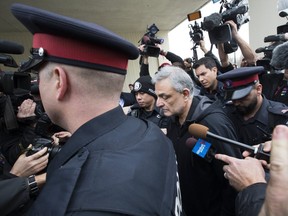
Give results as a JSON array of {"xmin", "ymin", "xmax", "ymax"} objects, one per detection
[
  {"xmin": 138, "ymin": 44, "xmax": 145, "ymax": 53},
  {"xmin": 138, "ymin": 44, "xmax": 149, "ymax": 64},
  {"xmin": 224, "ymin": 20, "xmax": 257, "ymax": 66},
  {"xmin": 10, "ymin": 146, "xmax": 49, "ymax": 177},
  {"xmin": 199, "ymin": 40, "xmax": 208, "ymax": 54},
  {"xmin": 17, "ymin": 99, "xmax": 36, "ymax": 119},
  {"xmin": 52, "ymin": 131, "xmax": 71, "ymax": 145},
  {"xmin": 225, "ymin": 20, "xmax": 238, "ymax": 38},
  {"xmin": 155, "ymin": 44, "xmax": 167, "ymax": 56}
]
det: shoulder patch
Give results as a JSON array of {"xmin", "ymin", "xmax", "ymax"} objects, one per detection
[{"xmin": 267, "ymin": 106, "xmax": 288, "ymax": 116}]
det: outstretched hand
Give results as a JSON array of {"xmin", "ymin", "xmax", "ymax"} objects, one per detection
[{"xmin": 215, "ymin": 154, "xmax": 266, "ymax": 191}]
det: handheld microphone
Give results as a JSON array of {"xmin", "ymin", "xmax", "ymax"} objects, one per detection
[
  {"xmin": 186, "ymin": 137, "xmax": 216, "ymax": 162},
  {"xmin": 185, "ymin": 137, "xmax": 198, "ymax": 148},
  {"xmin": 0, "ymin": 40, "xmax": 24, "ymax": 54},
  {"xmin": 188, "ymin": 123, "xmax": 270, "ymax": 162},
  {"xmin": 270, "ymin": 41, "xmax": 288, "ymax": 70}
]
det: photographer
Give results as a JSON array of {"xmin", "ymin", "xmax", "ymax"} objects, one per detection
[
  {"xmin": 0, "ymin": 146, "xmax": 48, "ymax": 216},
  {"xmin": 138, "ymin": 44, "xmax": 182, "ymax": 76},
  {"xmin": 1, "ymin": 98, "xmax": 40, "ymax": 165}
]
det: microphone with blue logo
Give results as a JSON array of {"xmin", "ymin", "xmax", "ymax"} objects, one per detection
[
  {"xmin": 186, "ymin": 136, "xmax": 216, "ymax": 162},
  {"xmin": 188, "ymin": 123, "xmax": 270, "ymax": 163}
]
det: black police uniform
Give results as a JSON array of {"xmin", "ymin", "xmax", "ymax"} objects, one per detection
[
  {"xmin": 260, "ymin": 72, "xmax": 288, "ymax": 105},
  {"xmin": 167, "ymin": 95, "xmax": 242, "ymax": 216},
  {"xmin": 29, "ymin": 107, "xmax": 181, "ymax": 215},
  {"xmin": 128, "ymin": 103, "xmax": 169, "ymax": 128},
  {"xmin": 11, "ymin": 3, "xmax": 183, "ymax": 216},
  {"xmin": 225, "ymin": 95, "xmax": 288, "ymax": 145}
]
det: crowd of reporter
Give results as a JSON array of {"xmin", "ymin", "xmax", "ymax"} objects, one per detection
[{"xmin": 1, "ymin": 2, "xmax": 288, "ymax": 216}]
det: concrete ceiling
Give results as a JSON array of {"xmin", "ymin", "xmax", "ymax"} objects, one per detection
[{"xmin": 0, "ymin": 0, "xmax": 210, "ymax": 34}]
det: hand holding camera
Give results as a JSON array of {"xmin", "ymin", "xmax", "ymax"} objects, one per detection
[{"xmin": 10, "ymin": 145, "xmax": 48, "ymax": 177}]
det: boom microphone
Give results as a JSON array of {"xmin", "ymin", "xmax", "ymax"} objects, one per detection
[
  {"xmin": 0, "ymin": 40, "xmax": 24, "ymax": 54},
  {"xmin": 188, "ymin": 123, "xmax": 270, "ymax": 162},
  {"xmin": 264, "ymin": 34, "xmax": 288, "ymax": 43},
  {"xmin": 202, "ymin": 13, "xmax": 222, "ymax": 31},
  {"xmin": 270, "ymin": 41, "xmax": 288, "ymax": 70}
]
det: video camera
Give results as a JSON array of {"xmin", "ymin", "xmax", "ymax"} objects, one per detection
[
  {"xmin": 139, "ymin": 24, "xmax": 164, "ymax": 57},
  {"xmin": 187, "ymin": 11, "xmax": 204, "ymax": 63},
  {"xmin": 201, "ymin": 0, "xmax": 249, "ymax": 53},
  {"xmin": 256, "ymin": 23, "xmax": 288, "ymax": 71},
  {"xmin": 0, "ymin": 40, "xmax": 32, "ymax": 131},
  {"xmin": 187, "ymin": 11, "xmax": 203, "ymax": 45},
  {"xmin": 188, "ymin": 21, "xmax": 203, "ymax": 45},
  {"xmin": 0, "ymin": 40, "xmax": 31, "ymax": 95}
]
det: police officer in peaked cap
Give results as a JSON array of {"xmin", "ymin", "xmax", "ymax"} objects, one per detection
[
  {"xmin": 218, "ymin": 66, "xmax": 288, "ymax": 145},
  {"xmin": 10, "ymin": 3, "xmax": 183, "ymax": 215}
]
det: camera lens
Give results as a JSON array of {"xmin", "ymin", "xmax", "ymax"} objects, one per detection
[{"xmin": 26, "ymin": 137, "xmax": 61, "ymax": 161}]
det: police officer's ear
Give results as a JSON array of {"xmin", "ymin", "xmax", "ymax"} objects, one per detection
[
  {"xmin": 255, "ymin": 83, "xmax": 263, "ymax": 95},
  {"xmin": 53, "ymin": 66, "xmax": 68, "ymax": 100}
]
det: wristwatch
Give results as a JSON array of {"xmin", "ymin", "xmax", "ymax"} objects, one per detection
[{"xmin": 28, "ymin": 175, "xmax": 39, "ymax": 198}]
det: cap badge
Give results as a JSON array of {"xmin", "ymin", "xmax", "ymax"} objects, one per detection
[{"xmin": 225, "ymin": 80, "xmax": 233, "ymax": 88}]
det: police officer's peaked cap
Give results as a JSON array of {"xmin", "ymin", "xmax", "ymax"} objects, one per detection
[
  {"xmin": 11, "ymin": 3, "xmax": 139, "ymax": 75},
  {"xmin": 217, "ymin": 66, "xmax": 265, "ymax": 100}
]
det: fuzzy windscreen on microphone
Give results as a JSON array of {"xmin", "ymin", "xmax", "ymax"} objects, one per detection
[
  {"xmin": 278, "ymin": 0, "xmax": 288, "ymax": 17},
  {"xmin": 270, "ymin": 41, "xmax": 288, "ymax": 70},
  {"xmin": 202, "ymin": 13, "xmax": 222, "ymax": 31},
  {"xmin": 188, "ymin": 123, "xmax": 209, "ymax": 139}
]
